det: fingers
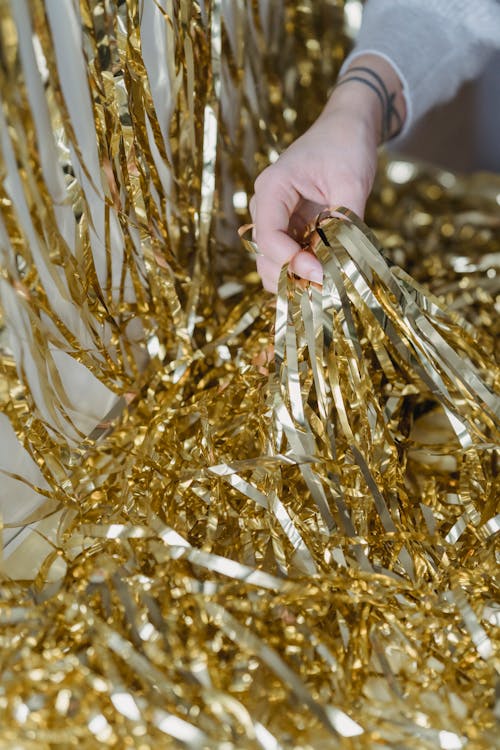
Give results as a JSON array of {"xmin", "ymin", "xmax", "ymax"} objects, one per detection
[
  {"xmin": 290, "ymin": 251, "xmax": 322, "ymax": 284},
  {"xmin": 257, "ymin": 251, "xmax": 324, "ymax": 292},
  {"xmin": 251, "ymin": 168, "xmax": 301, "ymax": 266},
  {"xmin": 256, "ymin": 255, "xmax": 283, "ymax": 293},
  {"xmin": 251, "ymin": 169, "xmax": 327, "ymax": 292}
]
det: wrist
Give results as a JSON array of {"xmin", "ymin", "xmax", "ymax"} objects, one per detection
[
  {"xmin": 323, "ymin": 83, "xmax": 383, "ymax": 144},
  {"xmin": 324, "ymin": 53, "xmax": 406, "ymax": 144}
]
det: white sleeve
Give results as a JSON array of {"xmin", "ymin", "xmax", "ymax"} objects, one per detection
[{"xmin": 340, "ymin": 0, "xmax": 500, "ymax": 137}]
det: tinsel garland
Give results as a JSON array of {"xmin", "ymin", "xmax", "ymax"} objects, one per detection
[{"xmin": 0, "ymin": 1, "xmax": 499, "ymax": 748}]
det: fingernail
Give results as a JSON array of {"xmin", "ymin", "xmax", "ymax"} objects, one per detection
[
  {"xmin": 298, "ymin": 260, "xmax": 323, "ymax": 284},
  {"xmin": 291, "ymin": 252, "xmax": 323, "ymax": 284},
  {"xmin": 305, "ymin": 265, "xmax": 323, "ymax": 284}
]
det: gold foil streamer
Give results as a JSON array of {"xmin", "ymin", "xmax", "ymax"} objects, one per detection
[{"xmin": 0, "ymin": 1, "xmax": 499, "ymax": 748}]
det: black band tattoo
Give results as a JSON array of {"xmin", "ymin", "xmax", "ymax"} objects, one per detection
[
  {"xmin": 333, "ymin": 66, "xmax": 403, "ymax": 141},
  {"xmin": 349, "ymin": 65, "xmax": 403, "ymax": 134}
]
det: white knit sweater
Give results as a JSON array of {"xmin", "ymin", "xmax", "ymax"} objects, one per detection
[{"xmin": 341, "ymin": 0, "xmax": 500, "ymax": 138}]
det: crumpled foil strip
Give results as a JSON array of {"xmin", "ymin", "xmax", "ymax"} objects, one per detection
[{"xmin": 0, "ymin": 1, "xmax": 499, "ymax": 748}]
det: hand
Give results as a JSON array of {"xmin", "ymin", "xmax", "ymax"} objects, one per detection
[{"xmin": 250, "ymin": 54, "xmax": 406, "ymax": 292}]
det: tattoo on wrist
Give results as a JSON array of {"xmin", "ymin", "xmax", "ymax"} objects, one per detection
[{"xmin": 333, "ymin": 65, "xmax": 404, "ymax": 141}]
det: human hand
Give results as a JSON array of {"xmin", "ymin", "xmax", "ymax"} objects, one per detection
[{"xmin": 250, "ymin": 54, "xmax": 405, "ymax": 292}]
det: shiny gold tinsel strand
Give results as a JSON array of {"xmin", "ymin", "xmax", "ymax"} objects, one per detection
[{"xmin": 0, "ymin": 2, "xmax": 499, "ymax": 748}]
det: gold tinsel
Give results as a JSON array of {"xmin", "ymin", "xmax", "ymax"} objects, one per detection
[{"xmin": 0, "ymin": 1, "xmax": 499, "ymax": 748}]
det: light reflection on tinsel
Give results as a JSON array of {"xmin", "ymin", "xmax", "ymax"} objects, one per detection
[{"xmin": 0, "ymin": 1, "xmax": 499, "ymax": 748}]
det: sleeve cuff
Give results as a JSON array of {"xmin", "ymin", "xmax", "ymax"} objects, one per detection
[{"xmin": 337, "ymin": 1, "xmax": 500, "ymax": 140}]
